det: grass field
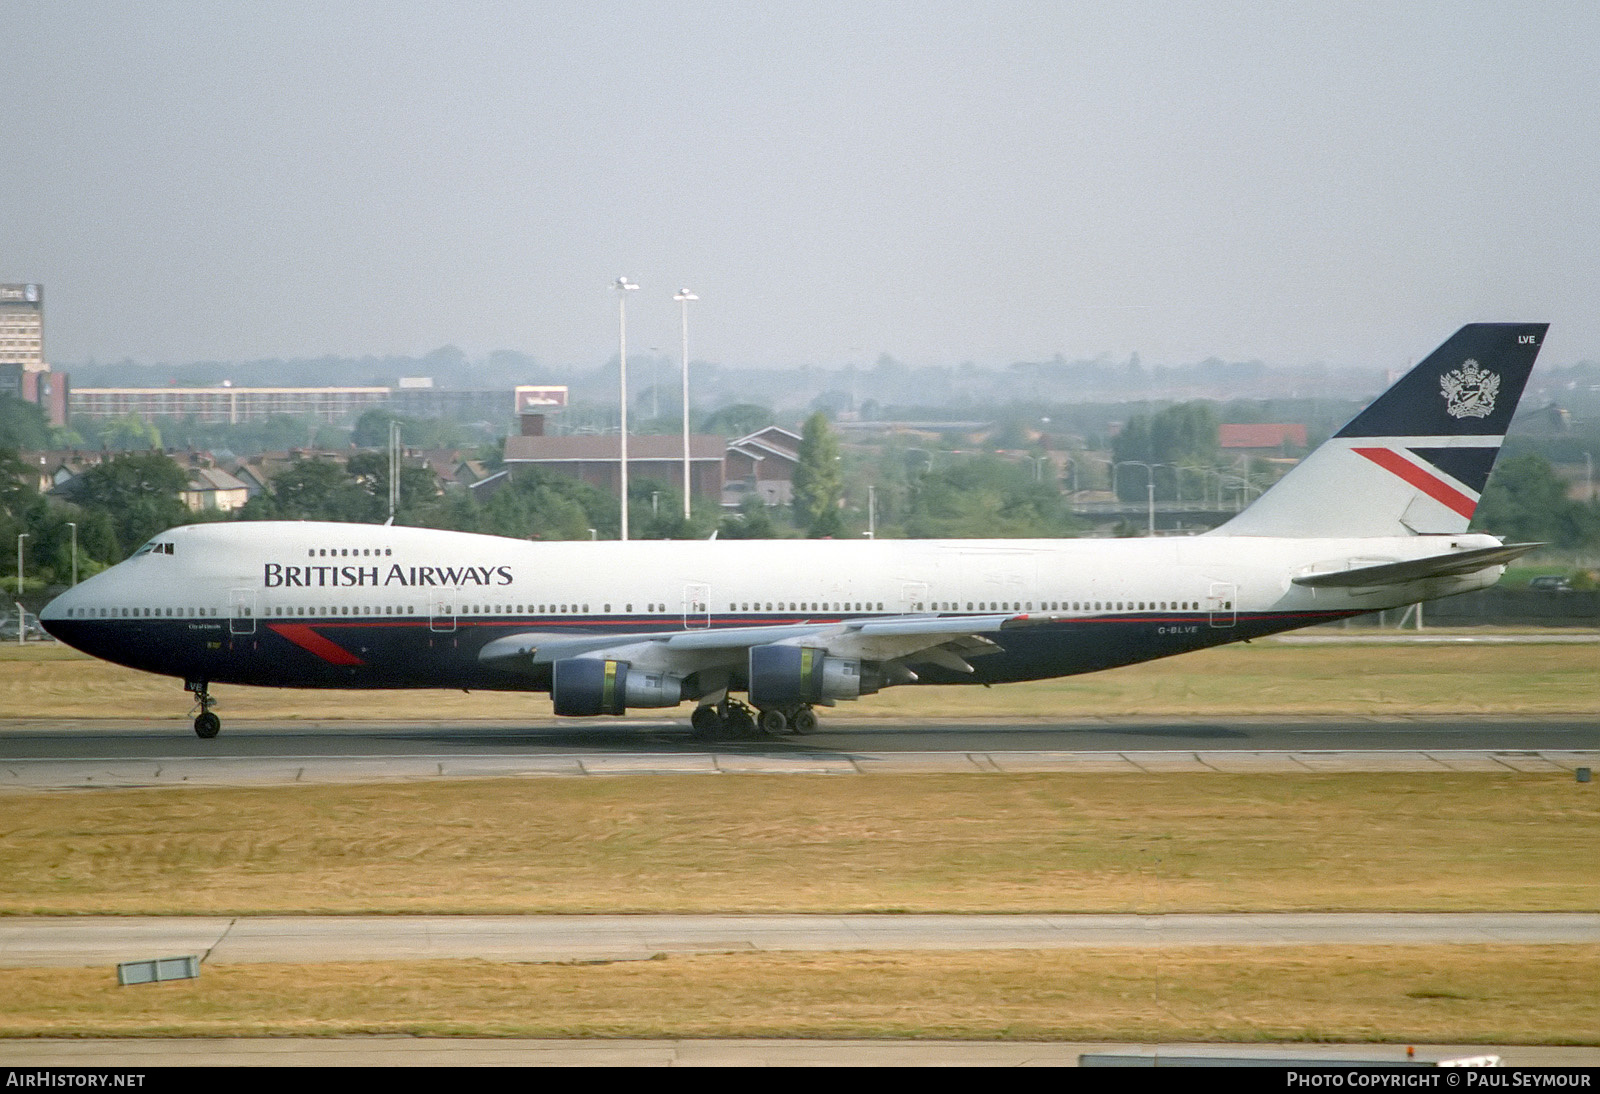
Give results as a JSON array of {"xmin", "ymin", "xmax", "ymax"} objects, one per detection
[
  {"xmin": 4, "ymin": 774, "xmax": 1595, "ymax": 915},
  {"xmin": 4, "ymin": 637, "xmax": 1595, "ymax": 1044},
  {"xmin": 4, "ymin": 947, "xmax": 1597, "ymax": 1043},
  {"xmin": 1, "ymin": 635, "xmax": 1596, "ymax": 720}
]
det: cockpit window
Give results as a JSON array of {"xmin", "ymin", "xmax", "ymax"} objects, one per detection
[{"xmin": 133, "ymin": 541, "xmax": 174, "ymax": 557}]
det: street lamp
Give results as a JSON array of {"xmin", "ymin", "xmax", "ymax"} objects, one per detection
[
  {"xmin": 1060, "ymin": 454, "xmax": 1079, "ymax": 498},
  {"xmin": 613, "ymin": 277, "xmax": 638, "ymax": 540},
  {"xmin": 1116, "ymin": 461, "xmax": 1170, "ymax": 536},
  {"xmin": 66, "ymin": 522, "xmax": 77, "ymax": 586},
  {"xmin": 675, "ymin": 289, "xmax": 698, "ymax": 521},
  {"xmin": 1084, "ymin": 455, "xmax": 1116, "ymax": 496},
  {"xmin": 15, "ymin": 533, "xmax": 27, "ymax": 645}
]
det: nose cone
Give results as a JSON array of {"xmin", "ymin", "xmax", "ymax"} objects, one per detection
[
  {"xmin": 38, "ymin": 569, "xmax": 112, "ymax": 645},
  {"xmin": 39, "ymin": 585, "xmax": 77, "ymax": 640}
]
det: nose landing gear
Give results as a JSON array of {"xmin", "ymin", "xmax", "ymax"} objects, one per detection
[{"xmin": 186, "ymin": 679, "xmax": 220, "ymax": 739}]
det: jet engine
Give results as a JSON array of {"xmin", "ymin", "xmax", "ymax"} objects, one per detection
[
  {"xmin": 551, "ymin": 658, "xmax": 684, "ymax": 716},
  {"xmin": 746, "ymin": 644, "xmax": 884, "ymax": 708}
]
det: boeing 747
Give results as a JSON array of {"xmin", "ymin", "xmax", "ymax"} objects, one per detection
[{"xmin": 40, "ymin": 323, "xmax": 1547, "ymax": 737}]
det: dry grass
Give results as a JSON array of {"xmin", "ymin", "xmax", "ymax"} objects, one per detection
[
  {"xmin": 0, "ymin": 637, "xmax": 1595, "ymax": 720},
  {"xmin": 4, "ymin": 947, "xmax": 1597, "ymax": 1043},
  {"xmin": 3, "ymin": 774, "xmax": 1596, "ymax": 915}
]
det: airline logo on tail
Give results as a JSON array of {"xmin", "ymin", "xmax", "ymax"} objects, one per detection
[{"xmin": 1441, "ymin": 360, "xmax": 1499, "ymax": 420}]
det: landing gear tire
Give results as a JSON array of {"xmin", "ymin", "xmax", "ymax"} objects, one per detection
[
  {"xmin": 721, "ymin": 699, "xmax": 756, "ymax": 735},
  {"xmin": 789, "ymin": 706, "xmax": 819, "ymax": 734},
  {"xmin": 757, "ymin": 708, "xmax": 788, "ymax": 734},
  {"xmin": 186, "ymin": 679, "xmax": 219, "ymax": 739},
  {"xmin": 690, "ymin": 705, "xmax": 723, "ymax": 735}
]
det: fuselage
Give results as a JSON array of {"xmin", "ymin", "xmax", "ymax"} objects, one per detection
[{"xmin": 40, "ymin": 520, "xmax": 1505, "ymax": 694}]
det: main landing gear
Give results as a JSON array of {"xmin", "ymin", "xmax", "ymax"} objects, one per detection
[
  {"xmin": 691, "ymin": 698, "xmax": 819, "ymax": 737},
  {"xmin": 756, "ymin": 705, "xmax": 819, "ymax": 735},
  {"xmin": 186, "ymin": 679, "xmax": 220, "ymax": 739}
]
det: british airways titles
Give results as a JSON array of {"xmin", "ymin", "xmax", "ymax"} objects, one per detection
[{"xmin": 264, "ymin": 563, "xmax": 515, "ymax": 589}]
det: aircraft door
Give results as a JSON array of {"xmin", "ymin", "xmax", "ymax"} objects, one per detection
[
  {"xmin": 430, "ymin": 589, "xmax": 458, "ymax": 633},
  {"xmin": 902, "ymin": 581, "xmax": 930, "ymax": 613},
  {"xmin": 229, "ymin": 588, "xmax": 256, "ymax": 635},
  {"xmin": 1208, "ymin": 582, "xmax": 1237, "ymax": 628},
  {"xmin": 683, "ymin": 583, "xmax": 711, "ymax": 629}
]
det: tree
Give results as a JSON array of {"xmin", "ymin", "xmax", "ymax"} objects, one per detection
[
  {"xmin": 98, "ymin": 414, "xmax": 164, "ymax": 451},
  {"xmin": 792, "ymin": 412, "xmax": 844, "ymax": 538},
  {"xmin": 902, "ymin": 454, "xmax": 1088, "ymax": 539},
  {"xmin": 700, "ymin": 403, "xmax": 774, "ymax": 438},
  {"xmin": 241, "ymin": 459, "xmax": 371, "ymax": 523},
  {"xmin": 1473, "ymin": 454, "xmax": 1600, "ymax": 548},
  {"xmin": 718, "ymin": 495, "xmax": 780, "ymax": 539},
  {"xmin": 1111, "ymin": 402, "xmax": 1219, "ymax": 501},
  {"xmin": 68, "ymin": 452, "xmax": 191, "ymax": 559},
  {"xmin": 0, "ymin": 397, "xmax": 51, "ymax": 451},
  {"xmin": 351, "ymin": 409, "xmax": 402, "ymax": 449},
  {"xmin": 478, "ymin": 468, "xmax": 618, "ymax": 540}
]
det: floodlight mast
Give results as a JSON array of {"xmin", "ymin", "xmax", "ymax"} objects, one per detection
[
  {"xmin": 613, "ymin": 277, "xmax": 639, "ymax": 540},
  {"xmin": 675, "ymin": 289, "xmax": 698, "ymax": 521}
]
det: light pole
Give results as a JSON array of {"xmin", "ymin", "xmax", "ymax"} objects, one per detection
[
  {"xmin": 388, "ymin": 420, "xmax": 401, "ymax": 524},
  {"xmin": 15, "ymin": 533, "xmax": 26, "ymax": 644},
  {"xmin": 675, "ymin": 289, "xmax": 698, "ymax": 520},
  {"xmin": 1116, "ymin": 461, "xmax": 1169, "ymax": 536},
  {"xmin": 613, "ymin": 277, "xmax": 638, "ymax": 540},
  {"xmin": 66, "ymin": 522, "xmax": 77, "ymax": 586},
  {"xmin": 1085, "ymin": 455, "xmax": 1116, "ymax": 497}
]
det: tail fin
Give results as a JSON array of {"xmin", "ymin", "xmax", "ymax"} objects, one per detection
[{"xmin": 1212, "ymin": 323, "xmax": 1547, "ymax": 538}]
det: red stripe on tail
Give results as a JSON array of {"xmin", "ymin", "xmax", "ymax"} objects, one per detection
[{"xmin": 1352, "ymin": 447, "xmax": 1478, "ymax": 519}]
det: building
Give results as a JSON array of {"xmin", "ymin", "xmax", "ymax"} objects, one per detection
[
  {"xmin": 723, "ymin": 426, "xmax": 802, "ymax": 507},
  {"xmin": 69, "ymin": 385, "xmax": 392, "ymax": 424},
  {"xmin": 502, "ymin": 433, "xmax": 726, "ymax": 502},
  {"xmin": 181, "ymin": 466, "xmax": 251, "ymax": 513},
  {"xmin": 0, "ymin": 283, "xmax": 68, "ymax": 427},
  {"xmin": 513, "ymin": 385, "xmax": 569, "ymax": 436},
  {"xmin": 1219, "ymin": 423, "xmax": 1308, "ymax": 453},
  {"xmin": 0, "ymin": 283, "xmax": 44, "ymax": 373}
]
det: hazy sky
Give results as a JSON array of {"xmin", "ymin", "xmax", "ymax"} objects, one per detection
[{"xmin": 6, "ymin": 1, "xmax": 1599, "ymax": 373}]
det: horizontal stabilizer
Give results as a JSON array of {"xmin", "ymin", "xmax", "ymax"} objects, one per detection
[{"xmin": 1291, "ymin": 543, "xmax": 1542, "ymax": 588}]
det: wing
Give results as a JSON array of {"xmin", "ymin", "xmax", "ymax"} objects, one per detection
[{"xmin": 477, "ymin": 612, "xmax": 1032, "ymax": 682}]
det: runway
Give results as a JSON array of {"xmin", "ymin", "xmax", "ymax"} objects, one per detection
[
  {"xmin": 9, "ymin": 1038, "xmax": 1598, "ymax": 1067},
  {"xmin": 7, "ymin": 718, "xmax": 1598, "ymax": 1068},
  {"xmin": 1, "ymin": 716, "xmax": 1596, "ymax": 788},
  {"xmin": 6, "ymin": 912, "xmax": 1600, "ymax": 967}
]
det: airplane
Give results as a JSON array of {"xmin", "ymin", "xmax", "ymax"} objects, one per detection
[{"xmin": 40, "ymin": 322, "xmax": 1548, "ymax": 739}]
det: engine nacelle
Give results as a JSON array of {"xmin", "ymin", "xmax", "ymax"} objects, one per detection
[
  {"xmin": 551, "ymin": 658, "xmax": 684, "ymax": 717},
  {"xmin": 747, "ymin": 645, "xmax": 883, "ymax": 708}
]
